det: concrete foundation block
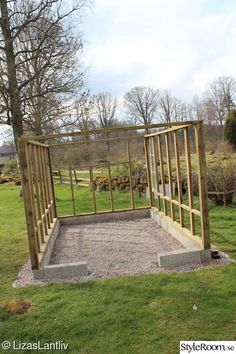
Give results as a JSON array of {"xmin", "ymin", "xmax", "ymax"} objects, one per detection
[
  {"xmin": 60, "ymin": 209, "xmax": 150, "ymax": 226},
  {"xmin": 43, "ymin": 262, "xmax": 88, "ymax": 280},
  {"xmin": 158, "ymin": 249, "xmax": 202, "ymax": 268}
]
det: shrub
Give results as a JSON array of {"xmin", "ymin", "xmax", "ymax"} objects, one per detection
[
  {"xmin": 207, "ymin": 161, "xmax": 236, "ymax": 205},
  {"xmin": 2, "ymin": 160, "xmax": 19, "ymax": 178},
  {"xmin": 224, "ymin": 109, "xmax": 236, "ymax": 148}
]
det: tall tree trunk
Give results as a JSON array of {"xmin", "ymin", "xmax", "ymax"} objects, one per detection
[{"xmin": 0, "ymin": 0, "xmax": 23, "ymax": 148}]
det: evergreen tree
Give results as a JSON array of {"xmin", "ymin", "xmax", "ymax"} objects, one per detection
[{"xmin": 224, "ymin": 109, "xmax": 236, "ymax": 147}]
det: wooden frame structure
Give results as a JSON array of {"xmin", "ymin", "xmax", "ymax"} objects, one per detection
[
  {"xmin": 145, "ymin": 120, "xmax": 210, "ymax": 250},
  {"xmin": 18, "ymin": 121, "xmax": 210, "ymax": 270}
]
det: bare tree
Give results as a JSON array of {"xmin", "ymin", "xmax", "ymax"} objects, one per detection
[
  {"xmin": 207, "ymin": 76, "xmax": 236, "ymax": 127},
  {"xmin": 0, "ymin": 0, "xmax": 88, "ymax": 146},
  {"xmin": 93, "ymin": 92, "xmax": 118, "ymax": 130},
  {"xmin": 124, "ymin": 87, "xmax": 159, "ymax": 127},
  {"xmin": 157, "ymin": 90, "xmax": 184, "ymax": 123}
]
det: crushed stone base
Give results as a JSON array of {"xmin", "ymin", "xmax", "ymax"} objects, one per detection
[{"xmin": 13, "ymin": 218, "xmax": 233, "ymax": 287}]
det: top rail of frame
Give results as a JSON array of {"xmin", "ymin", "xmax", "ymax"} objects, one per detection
[
  {"xmin": 17, "ymin": 120, "xmax": 202, "ymax": 142},
  {"xmin": 144, "ymin": 124, "xmax": 194, "ymax": 138}
]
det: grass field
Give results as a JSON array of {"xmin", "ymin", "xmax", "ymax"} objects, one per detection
[{"xmin": 0, "ymin": 183, "xmax": 236, "ymax": 353}]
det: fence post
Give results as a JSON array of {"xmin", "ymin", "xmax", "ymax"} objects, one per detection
[
  {"xmin": 195, "ymin": 122, "xmax": 211, "ymax": 249},
  {"xmin": 18, "ymin": 140, "xmax": 39, "ymax": 269}
]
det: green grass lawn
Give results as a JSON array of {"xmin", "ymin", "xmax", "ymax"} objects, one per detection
[{"xmin": 0, "ymin": 184, "xmax": 236, "ymax": 354}]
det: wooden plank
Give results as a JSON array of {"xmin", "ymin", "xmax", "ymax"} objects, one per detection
[
  {"xmin": 68, "ymin": 150, "xmax": 76, "ymax": 216},
  {"xmin": 165, "ymin": 133, "xmax": 174, "ymax": 220},
  {"xmin": 157, "ymin": 135, "xmax": 167, "ymax": 215},
  {"xmin": 43, "ymin": 147, "xmax": 53, "ymax": 223},
  {"xmin": 89, "ymin": 167, "xmax": 96, "ymax": 213},
  {"xmin": 41, "ymin": 147, "xmax": 53, "ymax": 224},
  {"xmin": 144, "ymin": 138, "xmax": 154, "ymax": 207},
  {"xmin": 47, "ymin": 147, "xmax": 57, "ymax": 218},
  {"xmin": 31, "ymin": 145, "xmax": 44, "ymax": 243},
  {"xmin": 25, "ymin": 143, "xmax": 41, "ymax": 253},
  {"xmin": 18, "ymin": 140, "xmax": 39, "ymax": 269},
  {"xmin": 145, "ymin": 124, "xmax": 193, "ymax": 138},
  {"xmin": 107, "ymin": 165, "xmax": 114, "ymax": 212},
  {"xmin": 71, "ymin": 161, "xmax": 130, "ymax": 170},
  {"xmin": 184, "ymin": 127, "xmax": 195, "ymax": 235},
  {"xmin": 27, "ymin": 140, "xmax": 49, "ymax": 147},
  {"xmin": 194, "ymin": 122, "xmax": 211, "ymax": 249},
  {"xmin": 51, "ymin": 134, "xmax": 145, "ymax": 147},
  {"xmin": 19, "ymin": 121, "xmax": 201, "ymax": 142},
  {"xmin": 126, "ymin": 140, "xmax": 135, "ymax": 209},
  {"xmin": 173, "ymin": 131, "xmax": 184, "ymax": 227},
  {"xmin": 152, "ymin": 137, "xmax": 161, "ymax": 210},
  {"xmin": 37, "ymin": 145, "xmax": 48, "ymax": 236}
]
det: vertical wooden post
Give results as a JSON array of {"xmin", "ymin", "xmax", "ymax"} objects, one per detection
[
  {"xmin": 165, "ymin": 133, "xmax": 174, "ymax": 220},
  {"xmin": 173, "ymin": 131, "xmax": 184, "ymax": 227},
  {"xmin": 18, "ymin": 140, "xmax": 39, "ymax": 270},
  {"xmin": 184, "ymin": 127, "xmax": 195, "ymax": 235},
  {"xmin": 41, "ymin": 147, "xmax": 53, "ymax": 224},
  {"xmin": 25, "ymin": 143, "xmax": 41, "ymax": 252},
  {"xmin": 153, "ymin": 137, "xmax": 161, "ymax": 210},
  {"xmin": 31, "ymin": 145, "xmax": 44, "ymax": 243},
  {"xmin": 68, "ymin": 150, "xmax": 76, "ymax": 216},
  {"xmin": 144, "ymin": 138, "xmax": 154, "ymax": 207},
  {"xmin": 46, "ymin": 147, "xmax": 57, "ymax": 218},
  {"xmin": 37, "ymin": 145, "xmax": 48, "ymax": 236},
  {"xmin": 89, "ymin": 167, "xmax": 96, "ymax": 213},
  {"xmin": 157, "ymin": 135, "xmax": 167, "ymax": 215},
  {"xmin": 194, "ymin": 122, "xmax": 211, "ymax": 249},
  {"xmin": 126, "ymin": 140, "xmax": 135, "ymax": 209},
  {"xmin": 107, "ymin": 165, "xmax": 114, "ymax": 212}
]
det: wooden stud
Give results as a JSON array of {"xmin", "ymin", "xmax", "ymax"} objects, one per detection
[
  {"xmin": 194, "ymin": 122, "xmax": 211, "ymax": 249},
  {"xmin": 31, "ymin": 145, "xmax": 45, "ymax": 243},
  {"xmin": 41, "ymin": 147, "xmax": 53, "ymax": 224},
  {"xmin": 153, "ymin": 137, "xmax": 161, "ymax": 210},
  {"xmin": 25, "ymin": 143, "xmax": 41, "ymax": 253},
  {"xmin": 184, "ymin": 127, "xmax": 195, "ymax": 235},
  {"xmin": 89, "ymin": 167, "xmax": 96, "ymax": 213},
  {"xmin": 107, "ymin": 165, "xmax": 114, "ymax": 212},
  {"xmin": 126, "ymin": 140, "xmax": 135, "ymax": 209},
  {"xmin": 157, "ymin": 135, "xmax": 167, "ymax": 215},
  {"xmin": 165, "ymin": 133, "xmax": 175, "ymax": 220},
  {"xmin": 68, "ymin": 150, "xmax": 76, "ymax": 216},
  {"xmin": 144, "ymin": 138, "xmax": 154, "ymax": 207},
  {"xmin": 47, "ymin": 147, "xmax": 57, "ymax": 218},
  {"xmin": 37, "ymin": 145, "xmax": 48, "ymax": 236},
  {"xmin": 173, "ymin": 131, "xmax": 184, "ymax": 227},
  {"xmin": 18, "ymin": 140, "xmax": 39, "ymax": 270}
]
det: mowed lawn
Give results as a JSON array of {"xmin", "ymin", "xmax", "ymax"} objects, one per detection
[{"xmin": 0, "ymin": 184, "xmax": 236, "ymax": 354}]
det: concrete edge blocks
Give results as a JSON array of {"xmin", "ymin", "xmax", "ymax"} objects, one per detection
[
  {"xmin": 150, "ymin": 208, "xmax": 212, "ymax": 268},
  {"xmin": 60, "ymin": 209, "xmax": 150, "ymax": 225}
]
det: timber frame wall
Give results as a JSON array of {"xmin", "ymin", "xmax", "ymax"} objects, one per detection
[{"xmin": 18, "ymin": 120, "xmax": 210, "ymax": 270}]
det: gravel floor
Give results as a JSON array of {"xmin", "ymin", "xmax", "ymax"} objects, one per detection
[
  {"xmin": 50, "ymin": 218, "xmax": 184, "ymax": 277},
  {"xmin": 13, "ymin": 218, "xmax": 233, "ymax": 287}
]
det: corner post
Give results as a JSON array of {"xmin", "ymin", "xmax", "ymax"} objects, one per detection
[{"xmin": 18, "ymin": 139, "xmax": 39, "ymax": 269}]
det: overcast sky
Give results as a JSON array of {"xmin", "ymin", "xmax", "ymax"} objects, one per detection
[
  {"xmin": 1, "ymin": 0, "xmax": 236, "ymax": 144},
  {"xmin": 81, "ymin": 0, "xmax": 236, "ymax": 101}
]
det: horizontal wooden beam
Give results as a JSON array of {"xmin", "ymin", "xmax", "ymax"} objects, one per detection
[
  {"xmin": 144, "ymin": 124, "xmax": 194, "ymax": 138},
  {"xmin": 18, "ymin": 120, "xmax": 202, "ymax": 142},
  {"xmin": 50, "ymin": 134, "xmax": 144, "ymax": 147}
]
